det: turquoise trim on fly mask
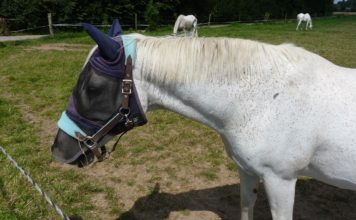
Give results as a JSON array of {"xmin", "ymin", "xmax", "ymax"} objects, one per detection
[
  {"xmin": 57, "ymin": 111, "xmax": 87, "ymax": 138},
  {"xmin": 121, "ymin": 35, "xmax": 136, "ymax": 64}
]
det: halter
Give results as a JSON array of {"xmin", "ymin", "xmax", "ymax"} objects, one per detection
[{"xmin": 57, "ymin": 35, "xmax": 147, "ymax": 161}]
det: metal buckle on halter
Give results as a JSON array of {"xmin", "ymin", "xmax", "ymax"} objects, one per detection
[
  {"xmin": 84, "ymin": 138, "xmax": 106, "ymax": 162},
  {"xmin": 122, "ymin": 79, "xmax": 132, "ymax": 95},
  {"xmin": 75, "ymin": 132, "xmax": 97, "ymax": 150},
  {"xmin": 84, "ymin": 137, "xmax": 97, "ymax": 150},
  {"xmin": 118, "ymin": 107, "xmax": 134, "ymax": 129},
  {"xmin": 75, "ymin": 133, "xmax": 106, "ymax": 162}
]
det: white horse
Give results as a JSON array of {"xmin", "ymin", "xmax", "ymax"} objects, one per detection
[
  {"xmin": 53, "ymin": 21, "xmax": 356, "ymax": 220},
  {"xmin": 296, "ymin": 13, "xmax": 313, "ymax": 30},
  {"xmin": 173, "ymin": 14, "xmax": 198, "ymax": 37}
]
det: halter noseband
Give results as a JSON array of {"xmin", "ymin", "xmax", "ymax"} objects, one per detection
[{"xmin": 57, "ymin": 36, "xmax": 147, "ymax": 162}]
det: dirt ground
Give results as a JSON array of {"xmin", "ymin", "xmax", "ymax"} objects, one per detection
[{"xmin": 27, "ymin": 43, "xmax": 89, "ymax": 51}]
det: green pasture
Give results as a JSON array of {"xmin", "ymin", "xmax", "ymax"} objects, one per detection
[{"xmin": 0, "ymin": 16, "xmax": 355, "ymax": 219}]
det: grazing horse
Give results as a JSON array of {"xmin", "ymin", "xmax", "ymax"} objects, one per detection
[
  {"xmin": 173, "ymin": 14, "xmax": 198, "ymax": 37},
  {"xmin": 296, "ymin": 13, "xmax": 313, "ymax": 30},
  {"xmin": 52, "ymin": 20, "xmax": 356, "ymax": 220}
]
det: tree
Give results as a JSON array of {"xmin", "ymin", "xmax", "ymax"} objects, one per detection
[{"xmin": 145, "ymin": 0, "xmax": 159, "ymax": 30}]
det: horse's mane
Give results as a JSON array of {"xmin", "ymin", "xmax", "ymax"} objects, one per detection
[{"xmin": 135, "ymin": 36, "xmax": 321, "ymax": 86}]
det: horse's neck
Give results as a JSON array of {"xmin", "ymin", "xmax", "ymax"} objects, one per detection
[
  {"xmin": 132, "ymin": 37, "xmax": 315, "ymax": 132},
  {"xmin": 173, "ymin": 16, "xmax": 183, "ymax": 34},
  {"xmin": 136, "ymin": 77, "xmax": 236, "ymax": 132},
  {"xmin": 134, "ymin": 60, "xmax": 265, "ymax": 132}
]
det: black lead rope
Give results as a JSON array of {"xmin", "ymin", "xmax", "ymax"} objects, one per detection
[
  {"xmin": 94, "ymin": 130, "xmax": 128, "ymax": 163},
  {"xmin": 108, "ymin": 130, "xmax": 128, "ymax": 156}
]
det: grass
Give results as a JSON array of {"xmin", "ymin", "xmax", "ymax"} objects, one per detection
[
  {"xmin": 0, "ymin": 16, "xmax": 355, "ymax": 219},
  {"xmin": 0, "ymin": 99, "xmax": 101, "ymax": 219}
]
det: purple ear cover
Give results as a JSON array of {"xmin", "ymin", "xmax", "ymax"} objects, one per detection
[
  {"xmin": 108, "ymin": 19, "xmax": 123, "ymax": 37},
  {"xmin": 83, "ymin": 22, "xmax": 120, "ymax": 61}
]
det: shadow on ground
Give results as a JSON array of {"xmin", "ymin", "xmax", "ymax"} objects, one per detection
[{"xmin": 117, "ymin": 179, "xmax": 356, "ymax": 220}]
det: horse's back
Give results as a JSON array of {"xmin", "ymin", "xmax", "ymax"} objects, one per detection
[
  {"xmin": 304, "ymin": 13, "xmax": 311, "ymax": 20},
  {"xmin": 297, "ymin": 13, "xmax": 304, "ymax": 20},
  {"xmin": 186, "ymin": 15, "xmax": 197, "ymax": 22},
  {"xmin": 177, "ymin": 14, "xmax": 185, "ymax": 20}
]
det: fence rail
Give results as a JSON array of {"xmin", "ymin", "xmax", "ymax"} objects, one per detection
[
  {"xmin": 2, "ymin": 13, "xmax": 351, "ymax": 35},
  {"xmin": 333, "ymin": 11, "xmax": 356, "ymax": 15}
]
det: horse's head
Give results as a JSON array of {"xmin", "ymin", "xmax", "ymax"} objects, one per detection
[{"xmin": 52, "ymin": 20, "xmax": 147, "ymax": 167}]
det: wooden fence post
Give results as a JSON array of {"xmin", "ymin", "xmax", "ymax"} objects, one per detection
[
  {"xmin": 47, "ymin": 13, "xmax": 54, "ymax": 37},
  {"xmin": 0, "ymin": 16, "xmax": 10, "ymax": 36}
]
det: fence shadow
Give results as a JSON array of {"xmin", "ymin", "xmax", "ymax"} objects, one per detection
[{"xmin": 117, "ymin": 179, "xmax": 356, "ymax": 220}]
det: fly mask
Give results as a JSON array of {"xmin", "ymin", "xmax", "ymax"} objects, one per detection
[{"xmin": 53, "ymin": 20, "xmax": 147, "ymax": 165}]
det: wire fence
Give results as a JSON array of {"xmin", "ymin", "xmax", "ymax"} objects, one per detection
[
  {"xmin": 2, "ymin": 19, "xmax": 287, "ymax": 35},
  {"xmin": 0, "ymin": 146, "xmax": 72, "ymax": 220},
  {"xmin": 3, "ymin": 21, "xmax": 149, "ymax": 35}
]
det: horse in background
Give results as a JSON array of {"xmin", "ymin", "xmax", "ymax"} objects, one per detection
[
  {"xmin": 173, "ymin": 14, "xmax": 198, "ymax": 37},
  {"xmin": 296, "ymin": 13, "xmax": 313, "ymax": 30}
]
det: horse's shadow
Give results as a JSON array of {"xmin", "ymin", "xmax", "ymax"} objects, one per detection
[{"xmin": 117, "ymin": 179, "xmax": 356, "ymax": 220}]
